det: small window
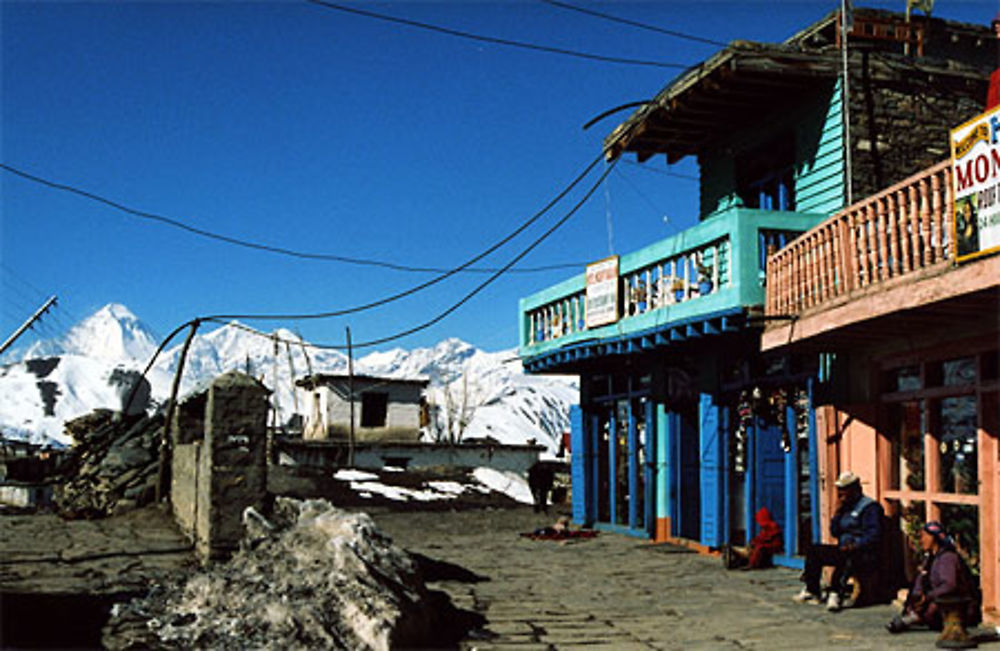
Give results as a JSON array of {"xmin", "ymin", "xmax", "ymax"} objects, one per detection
[
  {"xmin": 736, "ymin": 133, "xmax": 796, "ymax": 211},
  {"xmin": 360, "ymin": 392, "xmax": 389, "ymax": 428},
  {"xmin": 886, "ymin": 366, "xmax": 921, "ymax": 392}
]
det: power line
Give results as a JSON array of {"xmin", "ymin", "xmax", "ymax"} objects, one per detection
[
  {"xmin": 201, "ymin": 151, "xmax": 607, "ymax": 321},
  {"xmin": 613, "ymin": 167, "xmax": 680, "ymax": 234},
  {"xmin": 129, "ymin": 149, "xmax": 619, "ymax": 380},
  {"xmin": 0, "ymin": 163, "xmax": 587, "ymax": 274},
  {"xmin": 304, "ymin": 0, "xmax": 692, "ymax": 70},
  {"xmin": 620, "ymin": 158, "xmax": 698, "ymax": 181},
  {"xmin": 540, "ymin": 0, "xmax": 727, "ymax": 48},
  {"xmin": 205, "ymin": 157, "xmax": 618, "ymax": 350}
]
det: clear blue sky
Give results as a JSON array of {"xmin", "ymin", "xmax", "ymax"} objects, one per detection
[{"xmin": 2, "ymin": 1, "xmax": 992, "ymax": 354}]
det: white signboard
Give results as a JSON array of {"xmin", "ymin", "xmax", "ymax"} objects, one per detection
[
  {"xmin": 951, "ymin": 105, "xmax": 1000, "ymax": 263},
  {"xmin": 585, "ymin": 256, "xmax": 619, "ymax": 328}
]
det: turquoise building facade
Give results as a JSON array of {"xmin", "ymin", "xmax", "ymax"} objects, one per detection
[{"xmin": 519, "ymin": 29, "xmax": 851, "ymax": 564}]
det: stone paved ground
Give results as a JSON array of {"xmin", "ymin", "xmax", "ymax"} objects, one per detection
[{"xmin": 369, "ymin": 506, "xmax": 999, "ymax": 651}]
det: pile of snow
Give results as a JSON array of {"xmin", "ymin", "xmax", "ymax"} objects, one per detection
[
  {"xmin": 0, "ymin": 304, "xmax": 578, "ymax": 453},
  {"xmin": 104, "ymin": 498, "xmax": 467, "ymax": 650},
  {"xmin": 330, "ymin": 467, "xmax": 532, "ymax": 505},
  {"xmin": 471, "ymin": 467, "xmax": 534, "ymax": 505}
]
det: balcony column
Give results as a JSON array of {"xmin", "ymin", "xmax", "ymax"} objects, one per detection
[
  {"xmin": 919, "ymin": 177, "xmax": 932, "ymax": 265},
  {"xmin": 931, "ymin": 171, "xmax": 943, "ymax": 261}
]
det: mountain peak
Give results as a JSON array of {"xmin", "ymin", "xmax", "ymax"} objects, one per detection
[
  {"xmin": 96, "ymin": 303, "xmax": 139, "ymax": 321},
  {"xmin": 62, "ymin": 303, "xmax": 158, "ymax": 363}
]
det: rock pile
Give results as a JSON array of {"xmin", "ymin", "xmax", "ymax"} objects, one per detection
[
  {"xmin": 104, "ymin": 498, "xmax": 471, "ymax": 650},
  {"xmin": 54, "ymin": 409, "xmax": 163, "ymax": 518}
]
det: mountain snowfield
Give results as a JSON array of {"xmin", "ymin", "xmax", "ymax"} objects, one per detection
[{"xmin": 0, "ymin": 304, "xmax": 578, "ymax": 452}]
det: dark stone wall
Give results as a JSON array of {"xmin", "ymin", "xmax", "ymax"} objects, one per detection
[{"xmin": 846, "ymin": 50, "xmax": 989, "ymax": 200}]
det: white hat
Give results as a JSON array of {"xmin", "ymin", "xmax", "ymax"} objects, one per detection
[{"xmin": 835, "ymin": 471, "xmax": 861, "ymax": 488}]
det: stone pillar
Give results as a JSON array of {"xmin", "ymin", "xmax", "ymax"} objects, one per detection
[{"xmin": 196, "ymin": 371, "xmax": 271, "ymax": 561}]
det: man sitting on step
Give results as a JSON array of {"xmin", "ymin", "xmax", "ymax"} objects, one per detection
[{"xmin": 793, "ymin": 471, "xmax": 884, "ymax": 611}]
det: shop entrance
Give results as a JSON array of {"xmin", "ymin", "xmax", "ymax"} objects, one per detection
[{"xmin": 591, "ymin": 375, "xmax": 654, "ymax": 536}]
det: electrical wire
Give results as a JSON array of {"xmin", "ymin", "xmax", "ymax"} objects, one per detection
[
  {"xmin": 129, "ymin": 150, "xmax": 618, "ymax": 381},
  {"xmin": 539, "ymin": 0, "xmax": 726, "ymax": 48},
  {"xmin": 0, "ymin": 163, "xmax": 587, "ymax": 275},
  {"xmin": 304, "ymin": 0, "xmax": 692, "ymax": 70},
  {"xmin": 201, "ymin": 151, "xmax": 608, "ymax": 321},
  {"xmin": 620, "ymin": 158, "xmax": 698, "ymax": 181},
  {"xmin": 613, "ymin": 167, "xmax": 680, "ymax": 234},
  {"xmin": 202, "ymin": 158, "xmax": 619, "ymax": 350}
]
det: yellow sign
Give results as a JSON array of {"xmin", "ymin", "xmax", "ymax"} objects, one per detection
[{"xmin": 950, "ymin": 105, "xmax": 1000, "ymax": 263}]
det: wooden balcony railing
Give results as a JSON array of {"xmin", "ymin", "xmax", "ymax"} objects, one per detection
[
  {"xmin": 527, "ymin": 237, "xmax": 730, "ymax": 345},
  {"xmin": 765, "ymin": 160, "xmax": 953, "ymax": 317}
]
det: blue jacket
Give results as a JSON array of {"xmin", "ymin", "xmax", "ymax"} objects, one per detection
[{"xmin": 830, "ymin": 494, "xmax": 883, "ymax": 550}]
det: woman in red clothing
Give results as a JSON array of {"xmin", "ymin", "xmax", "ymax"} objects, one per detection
[{"xmin": 723, "ymin": 507, "xmax": 783, "ymax": 570}]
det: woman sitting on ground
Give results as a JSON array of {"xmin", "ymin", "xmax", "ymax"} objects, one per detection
[
  {"xmin": 887, "ymin": 521, "xmax": 980, "ymax": 633},
  {"xmin": 724, "ymin": 507, "xmax": 782, "ymax": 570}
]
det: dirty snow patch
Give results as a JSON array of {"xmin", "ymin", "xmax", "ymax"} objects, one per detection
[
  {"xmin": 472, "ymin": 467, "xmax": 533, "ymax": 504},
  {"xmin": 334, "ymin": 469, "xmax": 379, "ymax": 481},
  {"xmin": 349, "ymin": 481, "xmax": 449, "ymax": 502},
  {"xmin": 425, "ymin": 481, "xmax": 466, "ymax": 495}
]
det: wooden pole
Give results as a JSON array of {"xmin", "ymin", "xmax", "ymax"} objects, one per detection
[
  {"xmin": 346, "ymin": 326, "xmax": 356, "ymax": 468},
  {"xmin": 0, "ymin": 295, "xmax": 57, "ymax": 355},
  {"xmin": 156, "ymin": 319, "xmax": 200, "ymax": 503}
]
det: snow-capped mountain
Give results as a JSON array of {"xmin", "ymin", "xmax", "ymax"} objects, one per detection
[
  {"xmin": 25, "ymin": 303, "xmax": 159, "ymax": 362},
  {"xmin": 0, "ymin": 305, "xmax": 578, "ymax": 452}
]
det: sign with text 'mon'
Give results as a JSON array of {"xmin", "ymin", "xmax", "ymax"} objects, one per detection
[
  {"xmin": 585, "ymin": 255, "xmax": 619, "ymax": 328},
  {"xmin": 951, "ymin": 104, "xmax": 1000, "ymax": 263}
]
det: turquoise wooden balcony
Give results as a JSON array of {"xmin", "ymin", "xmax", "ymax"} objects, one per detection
[{"xmin": 519, "ymin": 207, "xmax": 826, "ymax": 372}]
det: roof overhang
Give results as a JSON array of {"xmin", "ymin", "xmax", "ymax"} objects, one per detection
[
  {"xmin": 603, "ymin": 43, "xmax": 841, "ymax": 165},
  {"xmin": 603, "ymin": 7, "xmax": 992, "ymax": 166}
]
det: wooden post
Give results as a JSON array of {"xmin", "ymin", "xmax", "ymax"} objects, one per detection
[
  {"xmin": 919, "ymin": 177, "xmax": 932, "ymax": 266},
  {"xmin": 157, "ymin": 319, "xmax": 200, "ymax": 503},
  {"xmin": 908, "ymin": 184, "xmax": 922, "ymax": 269},
  {"xmin": 858, "ymin": 207, "xmax": 871, "ymax": 287},
  {"xmin": 931, "ymin": 170, "xmax": 943, "ymax": 262},
  {"xmin": 944, "ymin": 166, "xmax": 956, "ymax": 261},
  {"xmin": 0, "ymin": 295, "xmax": 57, "ymax": 356},
  {"xmin": 877, "ymin": 194, "xmax": 889, "ymax": 281},
  {"xmin": 346, "ymin": 326, "xmax": 356, "ymax": 468}
]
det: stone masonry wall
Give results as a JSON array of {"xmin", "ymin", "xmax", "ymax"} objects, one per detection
[
  {"xmin": 847, "ymin": 50, "xmax": 989, "ymax": 200},
  {"xmin": 200, "ymin": 372, "xmax": 270, "ymax": 560},
  {"xmin": 168, "ymin": 371, "xmax": 270, "ymax": 561}
]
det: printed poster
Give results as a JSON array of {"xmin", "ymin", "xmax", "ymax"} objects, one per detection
[
  {"xmin": 950, "ymin": 104, "xmax": 1000, "ymax": 263},
  {"xmin": 585, "ymin": 256, "xmax": 619, "ymax": 328}
]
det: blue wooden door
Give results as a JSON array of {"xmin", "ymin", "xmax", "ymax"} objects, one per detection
[
  {"xmin": 754, "ymin": 418, "xmax": 786, "ymax": 553},
  {"xmin": 699, "ymin": 393, "xmax": 724, "ymax": 547},
  {"xmin": 569, "ymin": 404, "xmax": 588, "ymax": 525}
]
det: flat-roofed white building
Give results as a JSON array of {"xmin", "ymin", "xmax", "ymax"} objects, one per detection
[{"xmin": 296, "ymin": 374, "xmax": 428, "ymax": 443}]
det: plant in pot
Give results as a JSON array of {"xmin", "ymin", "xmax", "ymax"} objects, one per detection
[
  {"xmin": 697, "ymin": 263, "xmax": 714, "ymax": 296},
  {"xmin": 671, "ymin": 278, "xmax": 685, "ymax": 302}
]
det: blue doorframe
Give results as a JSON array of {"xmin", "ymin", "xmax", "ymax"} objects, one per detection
[
  {"xmin": 628, "ymin": 400, "xmax": 638, "ymax": 528},
  {"xmin": 808, "ymin": 378, "xmax": 820, "ymax": 544},
  {"xmin": 589, "ymin": 412, "xmax": 600, "ymax": 525},
  {"xmin": 585, "ymin": 388, "xmax": 654, "ymax": 537},
  {"xmin": 644, "ymin": 398, "xmax": 656, "ymax": 538},
  {"xmin": 783, "ymin": 402, "xmax": 798, "ymax": 556},
  {"xmin": 608, "ymin": 410, "xmax": 617, "ymax": 526}
]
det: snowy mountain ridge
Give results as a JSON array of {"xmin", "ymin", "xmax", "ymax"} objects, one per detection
[{"xmin": 0, "ymin": 304, "xmax": 577, "ymax": 452}]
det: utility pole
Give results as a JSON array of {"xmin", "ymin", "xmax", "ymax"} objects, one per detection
[
  {"xmin": 841, "ymin": 0, "xmax": 854, "ymax": 206},
  {"xmin": 346, "ymin": 326, "xmax": 356, "ymax": 467},
  {"xmin": 0, "ymin": 295, "xmax": 58, "ymax": 356}
]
